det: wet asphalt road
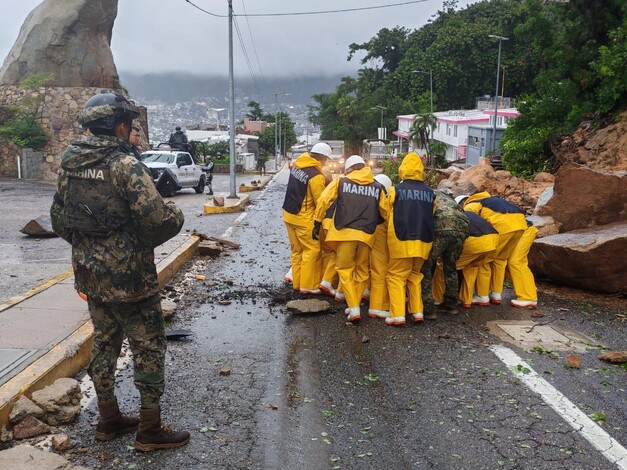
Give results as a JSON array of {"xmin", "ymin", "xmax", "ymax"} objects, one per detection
[{"xmin": 8, "ymin": 169, "xmax": 626, "ymax": 469}]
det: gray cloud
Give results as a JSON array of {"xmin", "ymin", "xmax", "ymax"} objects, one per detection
[{"xmin": 0, "ymin": 0, "xmax": 478, "ymax": 77}]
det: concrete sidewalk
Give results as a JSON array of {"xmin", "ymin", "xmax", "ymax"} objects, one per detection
[{"xmin": 0, "ymin": 233, "xmax": 200, "ymax": 429}]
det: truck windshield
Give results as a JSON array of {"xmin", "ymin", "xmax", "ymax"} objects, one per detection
[{"xmin": 142, "ymin": 153, "xmax": 174, "ymax": 163}]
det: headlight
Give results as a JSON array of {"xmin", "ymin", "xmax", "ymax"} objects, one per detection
[{"xmin": 369, "ymin": 159, "xmax": 375, "ymax": 166}]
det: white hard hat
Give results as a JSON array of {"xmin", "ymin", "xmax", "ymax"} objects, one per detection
[
  {"xmin": 455, "ymin": 195, "xmax": 470, "ymax": 204},
  {"xmin": 310, "ymin": 142, "xmax": 332, "ymax": 157},
  {"xmin": 374, "ymin": 174, "xmax": 392, "ymax": 191},
  {"xmin": 345, "ymin": 155, "xmax": 365, "ymax": 171}
]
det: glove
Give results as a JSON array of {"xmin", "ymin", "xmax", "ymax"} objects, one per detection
[{"xmin": 312, "ymin": 221, "xmax": 321, "ymax": 241}]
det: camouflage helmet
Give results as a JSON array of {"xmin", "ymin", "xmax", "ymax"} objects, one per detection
[{"xmin": 77, "ymin": 92, "xmax": 140, "ymax": 132}]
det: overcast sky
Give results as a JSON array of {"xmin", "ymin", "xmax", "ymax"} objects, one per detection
[{"xmin": 0, "ymin": 0, "xmax": 479, "ymax": 78}]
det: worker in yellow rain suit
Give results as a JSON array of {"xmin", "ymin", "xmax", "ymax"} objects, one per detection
[
  {"xmin": 459, "ymin": 192, "xmax": 527, "ymax": 306},
  {"xmin": 432, "ymin": 211, "xmax": 499, "ymax": 308},
  {"xmin": 507, "ymin": 221, "xmax": 539, "ymax": 308},
  {"xmin": 282, "ymin": 142, "xmax": 332, "ymax": 294},
  {"xmin": 385, "ymin": 152, "xmax": 435, "ymax": 326},
  {"xmin": 313, "ymin": 156, "xmax": 388, "ymax": 322},
  {"xmin": 367, "ymin": 174, "xmax": 393, "ymax": 319}
]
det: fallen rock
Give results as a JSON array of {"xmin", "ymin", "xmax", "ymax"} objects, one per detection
[
  {"xmin": 538, "ymin": 164, "xmax": 626, "ymax": 232},
  {"xmin": 286, "ymin": 299, "xmax": 331, "ymax": 314},
  {"xmin": 598, "ymin": 351, "xmax": 627, "ymax": 364},
  {"xmin": 213, "ymin": 196, "xmax": 225, "ymax": 207},
  {"xmin": 534, "ymin": 172, "xmax": 554, "ymax": 183},
  {"xmin": 0, "ymin": 445, "xmax": 72, "ymax": 469},
  {"xmin": 565, "ymin": 354, "xmax": 581, "ymax": 369},
  {"xmin": 19, "ymin": 215, "xmax": 58, "ymax": 238},
  {"xmin": 9, "ymin": 396, "xmax": 45, "ymax": 424},
  {"xmin": 12, "ymin": 416, "xmax": 52, "ymax": 440},
  {"xmin": 526, "ymin": 215, "xmax": 561, "ymax": 238},
  {"xmin": 51, "ymin": 433, "xmax": 73, "ymax": 452},
  {"xmin": 0, "ymin": 426, "xmax": 12, "ymax": 443},
  {"xmin": 31, "ymin": 378, "xmax": 81, "ymax": 426},
  {"xmin": 529, "ymin": 221, "xmax": 627, "ymax": 294},
  {"xmin": 0, "ymin": 0, "xmax": 120, "ymax": 87},
  {"xmin": 219, "ymin": 369, "xmax": 231, "ymax": 376},
  {"xmin": 161, "ymin": 299, "xmax": 177, "ymax": 318}
]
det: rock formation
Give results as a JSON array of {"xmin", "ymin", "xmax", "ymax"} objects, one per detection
[{"xmin": 0, "ymin": 0, "xmax": 119, "ymax": 88}]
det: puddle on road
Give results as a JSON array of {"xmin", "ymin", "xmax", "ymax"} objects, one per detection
[{"xmin": 487, "ymin": 320, "xmax": 606, "ymax": 352}]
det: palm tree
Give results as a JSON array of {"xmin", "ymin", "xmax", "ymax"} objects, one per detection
[{"xmin": 409, "ymin": 113, "xmax": 436, "ymax": 166}]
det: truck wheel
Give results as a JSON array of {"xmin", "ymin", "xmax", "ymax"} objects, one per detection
[{"xmin": 194, "ymin": 175, "xmax": 206, "ymax": 194}]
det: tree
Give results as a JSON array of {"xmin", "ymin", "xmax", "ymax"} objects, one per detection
[{"xmin": 409, "ymin": 113, "xmax": 436, "ymax": 165}]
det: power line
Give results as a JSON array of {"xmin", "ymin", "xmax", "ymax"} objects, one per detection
[
  {"xmin": 240, "ymin": 0, "xmax": 265, "ymax": 81},
  {"xmin": 233, "ymin": 16, "xmax": 260, "ymax": 93},
  {"xmin": 184, "ymin": 0, "xmax": 429, "ymax": 18}
]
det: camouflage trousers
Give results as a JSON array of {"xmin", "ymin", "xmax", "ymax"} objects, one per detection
[
  {"xmin": 88, "ymin": 298, "xmax": 167, "ymax": 409},
  {"xmin": 421, "ymin": 230, "xmax": 467, "ymax": 314}
]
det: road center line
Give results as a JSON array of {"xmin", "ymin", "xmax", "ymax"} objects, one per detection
[
  {"xmin": 490, "ymin": 344, "xmax": 627, "ymax": 469},
  {"xmin": 235, "ymin": 212, "xmax": 248, "ymax": 224},
  {"xmin": 221, "ymin": 226, "xmax": 234, "ymax": 238}
]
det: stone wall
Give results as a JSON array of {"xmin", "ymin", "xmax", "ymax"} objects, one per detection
[{"xmin": 0, "ymin": 86, "xmax": 147, "ymax": 180}]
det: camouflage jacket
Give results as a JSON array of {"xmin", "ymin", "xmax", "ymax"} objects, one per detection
[
  {"xmin": 433, "ymin": 190, "xmax": 470, "ymax": 234},
  {"xmin": 50, "ymin": 135, "xmax": 184, "ymax": 304}
]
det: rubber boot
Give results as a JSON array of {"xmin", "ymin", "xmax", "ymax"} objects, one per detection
[
  {"xmin": 95, "ymin": 397, "xmax": 139, "ymax": 441},
  {"xmin": 134, "ymin": 406, "xmax": 190, "ymax": 452}
]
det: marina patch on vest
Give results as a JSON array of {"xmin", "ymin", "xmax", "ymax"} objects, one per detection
[{"xmin": 68, "ymin": 168, "xmax": 109, "ymax": 181}]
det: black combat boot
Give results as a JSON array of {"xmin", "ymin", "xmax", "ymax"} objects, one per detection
[
  {"xmin": 95, "ymin": 397, "xmax": 139, "ymax": 441},
  {"xmin": 133, "ymin": 406, "xmax": 190, "ymax": 452}
]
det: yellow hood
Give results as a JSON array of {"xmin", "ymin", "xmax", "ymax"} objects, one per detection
[
  {"xmin": 346, "ymin": 166, "xmax": 375, "ymax": 184},
  {"xmin": 398, "ymin": 152, "xmax": 424, "ymax": 181},
  {"xmin": 294, "ymin": 152, "xmax": 323, "ymax": 171},
  {"xmin": 464, "ymin": 191, "xmax": 491, "ymax": 206}
]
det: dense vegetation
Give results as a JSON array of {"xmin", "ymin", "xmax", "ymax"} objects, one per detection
[
  {"xmin": 309, "ymin": 0, "xmax": 627, "ymax": 176},
  {"xmin": 0, "ymin": 73, "xmax": 52, "ymax": 151}
]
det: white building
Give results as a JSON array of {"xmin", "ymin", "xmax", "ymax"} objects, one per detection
[{"xmin": 394, "ymin": 107, "xmax": 519, "ymax": 163}]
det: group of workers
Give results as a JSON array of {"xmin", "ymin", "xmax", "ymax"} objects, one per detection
[{"xmin": 281, "ymin": 143, "xmax": 539, "ymax": 326}]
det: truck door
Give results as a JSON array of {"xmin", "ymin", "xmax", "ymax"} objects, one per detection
[{"xmin": 176, "ymin": 153, "xmax": 193, "ymax": 185}]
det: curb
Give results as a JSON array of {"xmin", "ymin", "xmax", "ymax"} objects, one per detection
[
  {"xmin": 203, "ymin": 193, "xmax": 250, "ymax": 215},
  {"xmin": 238, "ymin": 175, "xmax": 273, "ymax": 193},
  {"xmin": 0, "ymin": 234, "xmax": 201, "ymax": 430}
]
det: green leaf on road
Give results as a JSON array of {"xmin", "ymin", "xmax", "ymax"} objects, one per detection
[
  {"xmin": 589, "ymin": 411, "xmax": 606, "ymax": 423},
  {"xmin": 516, "ymin": 364, "xmax": 531, "ymax": 374},
  {"xmin": 365, "ymin": 373, "xmax": 379, "ymax": 382},
  {"xmin": 200, "ymin": 426, "xmax": 209, "ymax": 433}
]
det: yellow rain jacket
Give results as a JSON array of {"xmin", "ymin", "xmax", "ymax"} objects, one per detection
[
  {"xmin": 282, "ymin": 153, "xmax": 327, "ymax": 227},
  {"xmin": 387, "ymin": 153, "xmax": 435, "ymax": 259},
  {"xmin": 314, "ymin": 166, "xmax": 388, "ymax": 248},
  {"xmin": 463, "ymin": 191, "xmax": 527, "ymax": 234}
]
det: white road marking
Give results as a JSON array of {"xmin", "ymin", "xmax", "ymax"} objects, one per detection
[
  {"xmin": 221, "ymin": 226, "xmax": 234, "ymax": 238},
  {"xmin": 490, "ymin": 344, "xmax": 627, "ymax": 469},
  {"xmin": 235, "ymin": 212, "xmax": 248, "ymax": 224}
]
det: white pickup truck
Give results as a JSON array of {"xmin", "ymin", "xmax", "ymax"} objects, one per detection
[{"xmin": 140, "ymin": 150, "xmax": 206, "ymax": 196}]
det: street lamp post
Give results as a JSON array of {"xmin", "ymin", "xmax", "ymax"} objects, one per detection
[
  {"xmin": 371, "ymin": 105, "xmax": 387, "ymax": 139},
  {"xmin": 488, "ymin": 34, "xmax": 508, "ymax": 153},
  {"xmin": 411, "ymin": 69, "xmax": 433, "ymax": 115},
  {"xmin": 271, "ymin": 91, "xmax": 290, "ymax": 162}
]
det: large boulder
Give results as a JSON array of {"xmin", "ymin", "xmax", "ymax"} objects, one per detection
[
  {"xmin": 537, "ymin": 164, "xmax": 627, "ymax": 232},
  {"xmin": 529, "ymin": 221, "xmax": 627, "ymax": 294},
  {"xmin": 0, "ymin": 0, "xmax": 119, "ymax": 87}
]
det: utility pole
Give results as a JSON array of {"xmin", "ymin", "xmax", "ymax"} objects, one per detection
[
  {"xmin": 227, "ymin": 0, "xmax": 236, "ymax": 198},
  {"xmin": 371, "ymin": 105, "xmax": 387, "ymax": 140},
  {"xmin": 271, "ymin": 91, "xmax": 289, "ymax": 163},
  {"xmin": 488, "ymin": 35, "xmax": 508, "ymax": 153}
]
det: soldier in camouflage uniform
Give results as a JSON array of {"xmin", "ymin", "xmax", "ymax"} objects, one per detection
[
  {"xmin": 50, "ymin": 92, "xmax": 190, "ymax": 452},
  {"xmin": 421, "ymin": 190, "xmax": 469, "ymax": 319}
]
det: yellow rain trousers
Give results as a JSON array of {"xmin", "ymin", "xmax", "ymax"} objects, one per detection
[
  {"xmin": 385, "ymin": 153, "xmax": 435, "ymax": 319},
  {"xmin": 369, "ymin": 223, "xmax": 389, "ymax": 311},
  {"xmin": 507, "ymin": 225, "xmax": 538, "ymax": 302},
  {"xmin": 320, "ymin": 223, "xmax": 338, "ymax": 286},
  {"xmin": 336, "ymin": 241, "xmax": 371, "ymax": 308},
  {"xmin": 282, "ymin": 153, "xmax": 326, "ymax": 290}
]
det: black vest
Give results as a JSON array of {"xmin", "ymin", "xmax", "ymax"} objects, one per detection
[
  {"xmin": 392, "ymin": 180, "xmax": 435, "ymax": 242},
  {"xmin": 282, "ymin": 166, "xmax": 321, "ymax": 215},
  {"xmin": 466, "ymin": 212, "xmax": 498, "ymax": 237},
  {"xmin": 334, "ymin": 178, "xmax": 381, "ymax": 235},
  {"xmin": 63, "ymin": 154, "xmax": 132, "ymax": 237},
  {"xmin": 477, "ymin": 196, "xmax": 525, "ymax": 214}
]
